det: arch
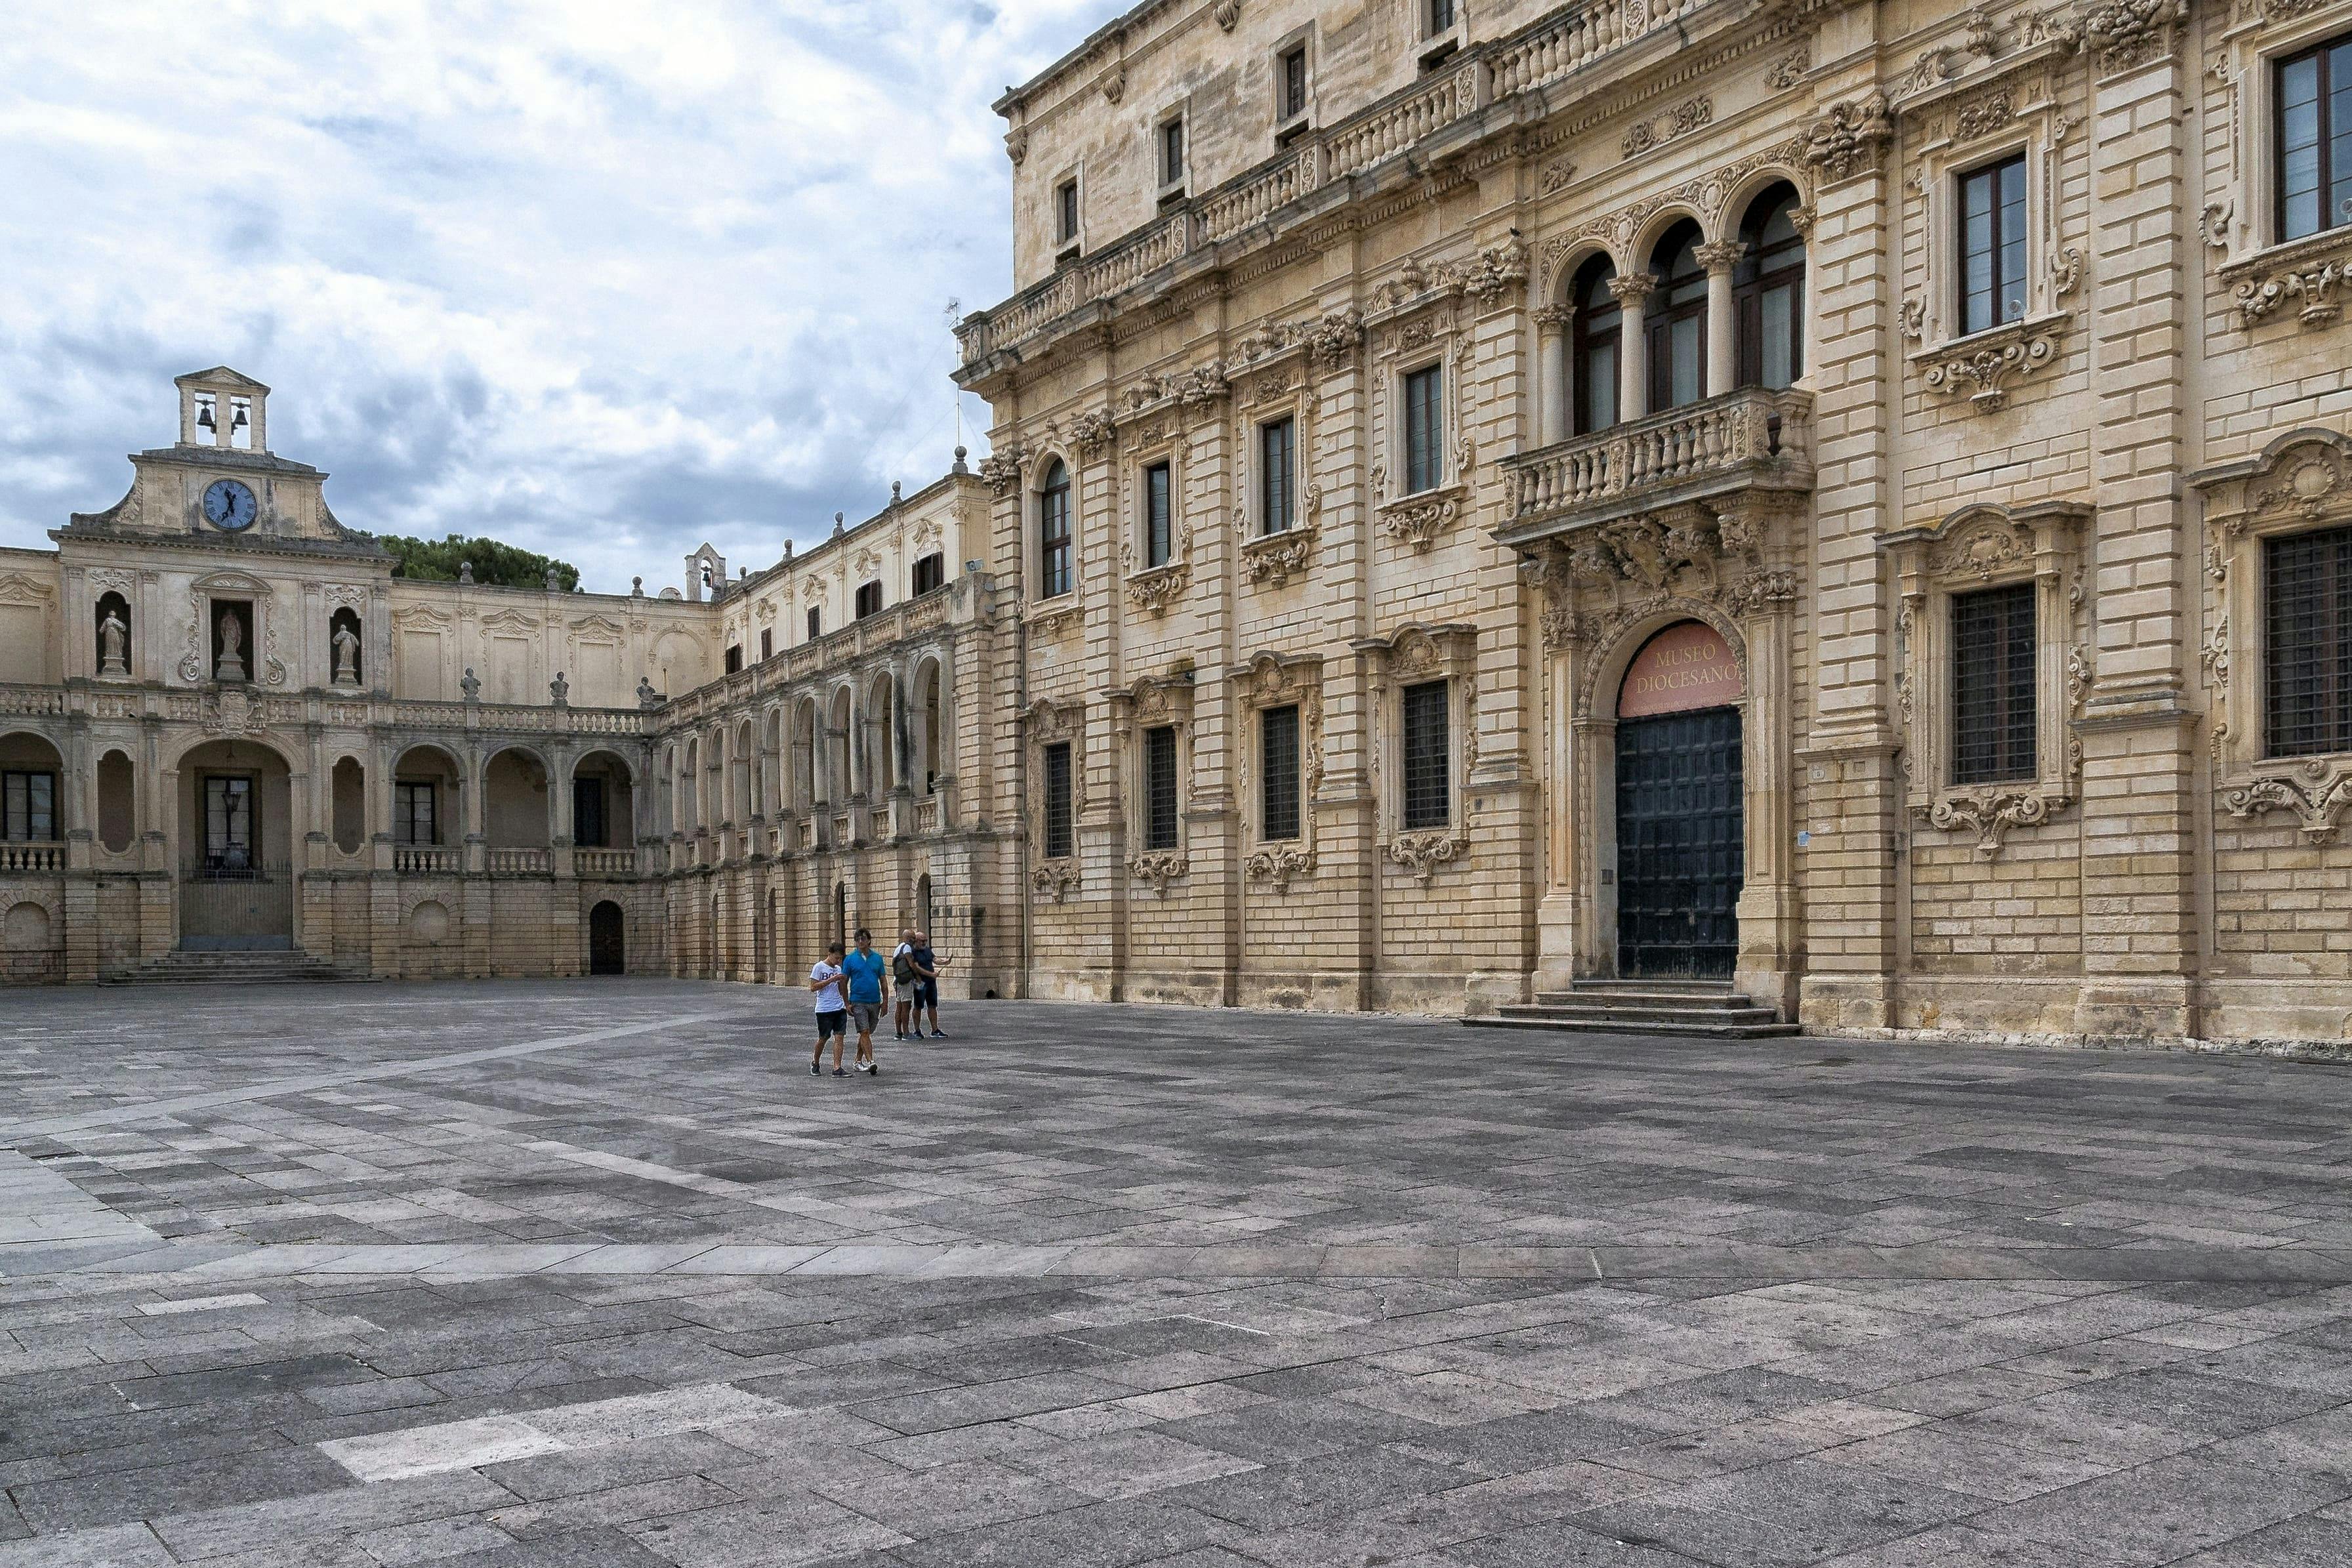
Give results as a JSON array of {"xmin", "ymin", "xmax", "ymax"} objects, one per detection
[
  {"xmin": 793, "ymin": 697, "xmax": 821, "ymax": 810},
  {"xmin": 91, "ymin": 747, "xmax": 134, "ymax": 854},
  {"xmin": 1733, "ymin": 180, "xmax": 1807, "ymax": 391},
  {"xmin": 1542, "ymin": 236, "xmax": 1615, "ymax": 306},
  {"xmin": 175, "ymin": 737, "xmax": 296, "ymax": 945},
  {"xmin": 1645, "ymin": 217, "xmax": 1710, "ymax": 411},
  {"xmin": 5, "ymin": 899, "xmax": 54, "ymax": 953},
  {"xmin": 482, "ymin": 743, "xmax": 552, "ymax": 850},
  {"xmin": 1569, "ymin": 253, "xmax": 1622, "ymax": 437},
  {"xmin": 390, "ymin": 742, "xmax": 464, "ymax": 846},
  {"xmin": 1626, "ymin": 202, "xmax": 1709, "ymax": 269},
  {"xmin": 760, "ymin": 706, "xmax": 785, "ymax": 818},
  {"xmin": 160, "ymin": 726, "xmax": 301, "ymax": 776},
  {"xmin": 570, "ymin": 748, "xmax": 636, "ymax": 849},
  {"xmin": 588, "ymin": 899, "xmax": 626, "ymax": 975},
  {"xmin": 911, "ymin": 655, "xmax": 946, "ymax": 794},
  {"xmin": 679, "ymin": 736, "xmax": 701, "ymax": 831},
  {"xmin": 917, "ymin": 871, "xmax": 934, "ymax": 939},
  {"xmin": 828, "ymin": 685, "xmax": 855, "ymax": 802},
  {"xmin": 731, "ymin": 717, "xmax": 755, "ymax": 826},
  {"xmin": 1579, "ymin": 600, "xmax": 1750, "ymax": 723},
  {"xmin": 863, "ymin": 668, "xmax": 898, "ymax": 794},
  {"xmin": 1717, "ymin": 163, "xmax": 1809, "ymax": 241}
]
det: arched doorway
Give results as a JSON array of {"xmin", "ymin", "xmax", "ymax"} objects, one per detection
[
  {"xmin": 1615, "ymin": 621, "xmax": 1744, "ymax": 979},
  {"xmin": 175, "ymin": 737, "xmax": 296, "ymax": 951},
  {"xmin": 589, "ymin": 901, "xmax": 625, "ymax": 975}
]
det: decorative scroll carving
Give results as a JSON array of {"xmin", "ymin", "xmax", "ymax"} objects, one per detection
[
  {"xmin": 1124, "ymin": 561, "xmax": 1190, "ymax": 615},
  {"xmin": 1070, "ymin": 409, "xmax": 1117, "ymax": 452},
  {"xmin": 2225, "ymin": 765, "xmax": 2352, "ymax": 844},
  {"xmin": 1126, "ymin": 852, "xmax": 1189, "ymax": 893},
  {"xmin": 2233, "ymin": 251, "xmax": 2347, "ymax": 329},
  {"xmin": 1241, "ymin": 527, "xmax": 1317, "ymax": 587},
  {"xmin": 1029, "ymin": 861, "xmax": 1081, "ymax": 901},
  {"xmin": 1387, "ymin": 831, "xmax": 1469, "ymax": 886},
  {"xmin": 2078, "ymin": 0, "xmax": 2186, "ymax": 73},
  {"xmin": 977, "ymin": 448, "xmax": 1025, "ymax": 496},
  {"xmin": 1377, "ymin": 491, "xmax": 1461, "ymax": 552},
  {"xmin": 1244, "ymin": 843, "xmax": 1315, "ymax": 893},
  {"xmin": 1764, "ymin": 47, "xmax": 1809, "ymax": 91},
  {"xmin": 1622, "ymin": 96, "xmax": 1712, "ymax": 159},
  {"xmin": 1919, "ymin": 317, "xmax": 2067, "ymax": 412},
  {"xmin": 1025, "ymin": 600, "xmax": 1084, "ymax": 640},
  {"xmin": 1929, "ymin": 787, "xmax": 2065, "ymax": 858},
  {"xmin": 1802, "ymin": 94, "xmax": 1893, "ymax": 182}
]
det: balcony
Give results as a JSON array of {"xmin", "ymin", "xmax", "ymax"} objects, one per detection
[
  {"xmin": 573, "ymin": 848, "xmax": 636, "ymax": 879},
  {"xmin": 394, "ymin": 846, "xmax": 461, "ymax": 875},
  {"xmin": 0, "ymin": 842, "xmax": 64, "ymax": 873},
  {"xmin": 486, "ymin": 847, "xmax": 553, "ymax": 877},
  {"xmin": 1496, "ymin": 388, "xmax": 1813, "ymax": 547}
]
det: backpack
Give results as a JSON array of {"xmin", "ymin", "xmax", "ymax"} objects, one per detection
[{"xmin": 893, "ymin": 948, "xmax": 916, "ymax": 983}]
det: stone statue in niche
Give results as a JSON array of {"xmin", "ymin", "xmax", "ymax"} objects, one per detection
[
  {"xmin": 98, "ymin": 608, "xmax": 129, "ymax": 678},
  {"xmin": 215, "ymin": 609, "xmax": 247, "ymax": 682},
  {"xmin": 332, "ymin": 621, "xmax": 361, "ymax": 686},
  {"xmin": 550, "ymin": 671, "xmax": 569, "ymax": 707}
]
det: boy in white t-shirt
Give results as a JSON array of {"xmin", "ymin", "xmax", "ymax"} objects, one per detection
[{"xmin": 809, "ymin": 939, "xmax": 850, "ymax": 1077}]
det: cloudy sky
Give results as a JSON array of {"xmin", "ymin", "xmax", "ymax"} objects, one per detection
[{"xmin": 1, "ymin": 0, "xmax": 1124, "ymax": 592}]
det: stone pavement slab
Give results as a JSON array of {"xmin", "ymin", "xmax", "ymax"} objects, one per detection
[{"xmin": 7, "ymin": 980, "xmax": 2352, "ymax": 1564}]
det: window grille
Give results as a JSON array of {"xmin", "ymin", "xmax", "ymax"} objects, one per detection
[
  {"xmin": 2265, "ymin": 524, "xmax": 2352, "ymax": 756},
  {"xmin": 1144, "ymin": 726, "xmax": 1180, "ymax": 850},
  {"xmin": 1403, "ymin": 366, "xmax": 1443, "ymax": 495},
  {"xmin": 1952, "ymin": 583, "xmax": 2037, "ymax": 784},
  {"xmin": 1401, "ymin": 680, "xmax": 1450, "ymax": 830},
  {"xmin": 1261, "ymin": 704, "xmax": 1301, "ymax": 841},
  {"xmin": 1042, "ymin": 741, "xmax": 1074, "ymax": 859},
  {"xmin": 1279, "ymin": 47, "xmax": 1308, "ymax": 121},
  {"xmin": 1145, "ymin": 462, "xmax": 1173, "ymax": 567}
]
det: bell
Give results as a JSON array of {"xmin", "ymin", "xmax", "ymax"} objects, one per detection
[
  {"xmin": 231, "ymin": 404, "xmax": 249, "ymax": 430},
  {"xmin": 196, "ymin": 403, "xmax": 216, "ymax": 431}
]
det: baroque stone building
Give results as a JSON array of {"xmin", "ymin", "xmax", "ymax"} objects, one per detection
[
  {"xmin": 0, "ymin": 369, "xmax": 1010, "ymax": 988},
  {"xmin": 953, "ymin": 0, "xmax": 2352, "ymax": 1042}
]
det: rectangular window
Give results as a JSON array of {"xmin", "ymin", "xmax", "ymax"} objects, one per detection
[
  {"xmin": 1428, "ymin": 0, "xmax": 1456, "ymax": 33},
  {"xmin": 1144, "ymin": 461, "xmax": 1173, "ymax": 568},
  {"xmin": 1403, "ymin": 365, "xmax": 1444, "ymax": 495},
  {"xmin": 2277, "ymin": 33, "xmax": 2352, "ymax": 243},
  {"xmin": 1279, "ymin": 46, "xmax": 1308, "ymax": 122},
  {"xmin": 912, "ymin": 552, "xmax": 945, "ymax": 595},
  {"xmin": 760, "ymin": 629, "xmax": 774, "ymax": 661},
  {"xmin": 2265, "ymin": 524, "xmax": 2352, "ymax": 756},
  {"xmin": 1401, "ymin": 680, "xmax": 1451, "ymax": 831},
  {"xmin": 1042, "ymin": 741, "xmax": 1074, "ymax": 859},
  {"xmin": 1160, "ymin": 118, "xmax": 1186, "ymax": 188},
  {"xmin": 203, "ymin": 775, "xmax": 255, "ymax": 872},
  {"xmin": 1952, "ymin": 583, "xmax": 2038, "ymax": 785},
  {"xmin": 856, "ymin": 581, "xmax": 883, "ymax": 619},
  {"xmin": 1, "ymin": 770, "xmax": 55, "ymax": 841},
  {"xmin": 574, "ymin": 777, "xmax": 608, "ymax": 848},
  {"xmin": 1056, "ymin": 178, "xmax": 1079, "ymax": 245},
  {"xmin": 1260, "ymin": 703, "xmax": 1301, "ymax": 842},
  {"xmin": 1957, "ymin": 154, "xmax": 2028, "ymax": 337},
  {"xmin": 1259, "ymin": 417, "xmax": 1296, "ymax": 535},
  {"xmin": 724, "ymin": 645, "xmax": 743, "ymax": 675},
  {"xmin": 806, "ymin": 606, "xmax": 821, "ymax": 642},
  {"xmin": 1144, "ymin": 725, "xmax": 1180, "ymax": 851},
  {"xmin": 394, "ymin": 781, "xmax": 436, "ymax": 846}
]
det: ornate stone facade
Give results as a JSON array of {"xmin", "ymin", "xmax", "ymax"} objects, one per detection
[{"xmin": 953, "ymin": 0, "xmax": 2352, "ymax": 1043}]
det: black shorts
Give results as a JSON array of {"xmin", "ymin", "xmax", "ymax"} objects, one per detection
[
  {"xmin": 912, "ymin": 980, "xmax": 939, "ymax": 1008},
  {"xmin": 815, "ymin": 1011, "xmax": 847, "ymax": 1038}
]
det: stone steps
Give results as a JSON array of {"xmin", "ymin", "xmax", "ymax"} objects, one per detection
[
  {"xmin": 102, "ymin": 951, "xmax": 376, "ymax": 985},
  {"xmin": 1468, "ymin": 981, "xmax": 1799, "ymax": 1039}
]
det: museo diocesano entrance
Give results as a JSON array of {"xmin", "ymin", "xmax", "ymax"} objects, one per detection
[{"xmin": 1615, "ymin": 622, "xmax": 1744, "ymax": 980}]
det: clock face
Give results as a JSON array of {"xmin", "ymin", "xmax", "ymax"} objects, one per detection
[{"xmin": 202, "ymin": 478, "xmax": 258, "ymax": 531}]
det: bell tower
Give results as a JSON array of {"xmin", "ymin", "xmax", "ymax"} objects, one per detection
[{"xmin": 176, "ymin": 367, "xmax": 270, "ymax": 453}]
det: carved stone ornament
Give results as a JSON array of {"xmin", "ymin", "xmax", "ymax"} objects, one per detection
[
  {"xmin": 2225, "ymin": 764, "xmax": 2352, "ymax": 844},
  {"xmin": 1025, "ymin": 599, "xmax": 1084, "ymax": 640},
  {"xmin": 1622, "ymin": 96, "xmax": 1713, "ymax": 159},
  {"xmin": 1124, "ymin": 560, "xmax": 1190, "ymax": 615},
  {"xmin": 1308, "ymin": 308, "xmax": 1365, "ymax": 369},
  {"xmin": 1377, "ymin": 491, "xmax": 1461, "ymax": 552},
  {"xmin": 977, "ymin": 449, "xmax": 1025, "ymax": 496},
  {"xmin": 1928, "ymin": 786, "xmax": 2066, "ymax": 859},
  {"xmin": 1214, "ymin": 0, "xmax": 1239, "ymax": 31},
  {"xmin": 1919, "ymin": 316, "xmax": 2067, "ymax": 412},
  {"xmin": 1436, "ymin": 239, "xmax": 1530, "ymax": 307},
  {"xmin": 1765, "ymin": 46, "xmax": 1809, "ymax": 91},
  {"xmin": 2248, "ymin": 443, "xmax": 2349, "ymax": 519},
  {"xmin": 1004, "ymin": 127, "xmax": 1029, "ymax": 166},
  {"xmin": 1387, "ymin": 831, "xmax": 1469, "ymax": 886},
  {"xmin": 1241, "ymin": 527, "xmax": 1316, "ymax": 587},
  {"xmin": 1540, "ymin": 158, "xmax": 1578, "ymax": 193},
  {"xmin": 1070, "ymin": 409, "xmax": 1117, "ymax": 452},
  {"xmin": 1244, "ymin": 843, "xmax": 1315, "ymax": 893},
  {"xmin": 1030, "ymin": 861, "xmax": 1081, "ymax": 901},
  {"xmin": 2078, "ymin": 0, "xmax": 2186, "ymax": 73},
  {"xmin": 1801, "ymin": 94, "xmax": 1893, "ymax": 182},
  {"xmin": 2233, "ymin": 249, "xmax": 2348, "ymax": 330},
  {"xmin": 1929, "ymin": 514, "xmax": 2033, "ymax": 580},
  {"xmin": 1126, "ymin": 852, "xmax": 1189, "ymax": 894}
]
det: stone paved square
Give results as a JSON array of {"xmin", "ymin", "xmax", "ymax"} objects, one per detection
[{"xmin": 5, "ymin": 981, "xmax": 2352, "ymax": 1565}]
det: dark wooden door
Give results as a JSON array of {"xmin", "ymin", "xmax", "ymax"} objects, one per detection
[
  {"xmin": 588, "ymin": 901, "xmax": 626, "ymax": 976},
  {"xmin": 1615, "ymin": 706, "xmax": 1743, "ymax": 979}
]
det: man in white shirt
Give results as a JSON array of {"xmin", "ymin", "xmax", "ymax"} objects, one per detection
[
  {"xmin": 891, "ymin": 927, "xmax": 918, "ymax": 1041},
  {"xmin": 810, "ymin": 938, "xmax": 850, "ymax": 1077}
]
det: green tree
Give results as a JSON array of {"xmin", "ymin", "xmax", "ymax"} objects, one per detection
[{"xmin": 379, "ymin": 533, "xmax": 581, "ymax": 592}]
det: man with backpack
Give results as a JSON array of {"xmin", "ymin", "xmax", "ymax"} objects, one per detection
[{"xmin": 891, "ymin": 926, "xmax": 919, "ymax": 1041}]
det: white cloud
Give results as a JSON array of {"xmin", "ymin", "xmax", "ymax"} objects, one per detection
[{"xmin": 0, "ymin": 0, "xmax": 1124, "ymax": 590}]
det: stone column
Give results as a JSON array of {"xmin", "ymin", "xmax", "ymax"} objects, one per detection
[
  {"xmin": 1532, "ymin": 306, "xmax": 1571, "ymax": 446},
  {"xmin": 1697, "ymin": 240, "xmax": 1744, "ymax": 399},
  {"xmin": 1609, "ymin": 275, "xmax": 1654, "ymax": 423}
]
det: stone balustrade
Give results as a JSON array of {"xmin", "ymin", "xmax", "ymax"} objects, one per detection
[
  {"xmin": 0, "ymin": 842, "xmax": 64, "ymax": 873},
  {"xmin": 1501, "ymin": 388, "xmax": 1813, "ymax": 537},
  {"xmin": 486, "ymin": 847, "xmax": 553, "ymax": 876},
  {"xmin": 573, "ymin": 848, "xmax": 636, "ymax": 878},
  {"xmin": 394, "ymin": 846, "xmax": 461, "ymax": 875}
]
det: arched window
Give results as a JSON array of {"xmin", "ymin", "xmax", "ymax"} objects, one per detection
[
  {"xmin": 1735, "ymin": 183, "xmax": 1805, "ymax": 391},
  {"xmin": 1570, "ymin": 255, "xmax": 1620, "ymax": 436},
  {"xmin": 1646, "ymin": 220, "xmax": 1708, "ymax": 412},
  {"xmin": 1038, "ymin": 461, "xmax": 1072, "ymax": 598}
]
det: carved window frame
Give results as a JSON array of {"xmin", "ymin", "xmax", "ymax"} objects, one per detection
[
  {"xmin": 183, "ymin": 571, "xmax": 288, "ymax": 689},
  {"xmin": 2195, "ymin": 428, "xmax": 2352, "ymax": 842},
  {"xmin": 1025, "ymin": 697, "xmax": 1084, "ymax": 898},
  {"xmin": 1113, "ymin": 672, "xmax": 1194, "ymax": 891},
  {"xmin": 1371, "ymin": 310, "xmax": 1469, "ymax": 549},
  {"xmin": 1124, "ymin": 435, "xmax": 1187, "ymax": 579},
  {"xmin": 1231, "ymin": 651, "xmax": 1323, "ymax": 890},
  {"xmin": 1882, "ymin": 501, "xmax": 2090, "ymax": 857},
  {"xmin": 1237, "ymin": 383, "xmax": 1320, "ymax": 587},
  {"xmin": 2211, "ymin": 6, "xmax": 2352, "ymax": 330},
  {"xmin": 1357, "ymin": 623, "xmax": 1476, "ymax": 884},
  {"xmin": 1899, "ymin": 60, "xmax": 2080, "ymax": 410}
]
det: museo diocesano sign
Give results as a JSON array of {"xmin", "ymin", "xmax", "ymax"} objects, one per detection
[{"xmin": 1617, "ymin": 621, "xmax": 1744, "ymax": 718}]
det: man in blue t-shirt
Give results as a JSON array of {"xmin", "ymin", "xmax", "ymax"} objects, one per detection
[{"xmin": 839, "ymin": 926, "xmax": 891, "ymax": 1076}]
